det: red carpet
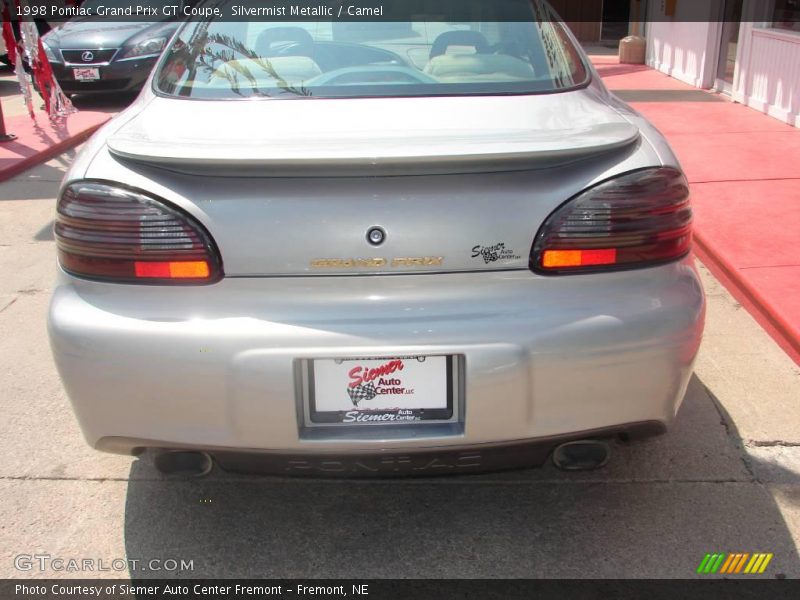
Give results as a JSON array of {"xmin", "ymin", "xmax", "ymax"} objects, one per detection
[
  {"xmin": 626, "ymin": 101, "xmax": 793, "ymax": 134},
  {"xmin": 0, "ymin": 110, "xmax": 111, "ymax": 182},
  {"xmin": 593, "ymin": 56, "xmax": 800, "ymax": 364},
  {"xmin": 594, "ymin": 58, "xmax": 691, "ymax": 90}
]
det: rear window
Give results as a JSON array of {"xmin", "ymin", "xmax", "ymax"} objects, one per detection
[{"xmin": 154, "ymin": 2, "xmax": 589, "ymax": 99}]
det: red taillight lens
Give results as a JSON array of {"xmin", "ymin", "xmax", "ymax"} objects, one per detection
[
  {"xmin": 55, "ymin": 181, "xmax": 222, "ymax": 284},
  {"xmin": 532, "ymin": 167, "xmax": 692, "ymax": 274}
]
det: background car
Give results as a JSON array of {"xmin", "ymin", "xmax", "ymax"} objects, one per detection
[
  {"xmin": 41, "ymin": 0, "xmax": 185, "ymax": 95},
  {"xmin": 49, "ymin": 1, "xmax": 704, "ymax": 478}
]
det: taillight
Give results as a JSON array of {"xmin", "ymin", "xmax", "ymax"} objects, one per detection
[
  {"xmin": 531, "ymin": 167, "xmax": 692, "ymax": 274},
  {"xmin": 55, "ymin": 181, "xmax": 222, "ymax": 284}
]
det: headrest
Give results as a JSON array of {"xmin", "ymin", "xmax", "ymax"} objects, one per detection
[
  {"xmin": 255, "ymin": 27, "xmax": 315, "ymax": 57},
  {"xmin": 429, "ymin": 30, "xmax": 491, "ymax": 59}
]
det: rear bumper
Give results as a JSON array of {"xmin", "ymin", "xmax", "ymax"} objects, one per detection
[
  {"xmin": 48, "ymin": 259, "xmax": 705, "ymax": 469},
  {"xmin": 104, "ymin": 421, "xmax": 667, "ymax": 477}
]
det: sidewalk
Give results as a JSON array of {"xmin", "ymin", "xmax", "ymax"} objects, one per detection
[
  {"xmin": 0, "ymin": 111, "xmax": 110, "ymax": 182},
  {"xmin": 0, "ymin": 69, "xmax": 119, "ymax": 182},
  {"xmin": 592, "ymin": 55, "xmax": 800, "ymax": 366}
]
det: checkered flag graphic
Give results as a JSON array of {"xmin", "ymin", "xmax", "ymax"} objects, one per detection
[{"xmin": 347, "ymin": 382, "xmax": 377, "ymax": 406}]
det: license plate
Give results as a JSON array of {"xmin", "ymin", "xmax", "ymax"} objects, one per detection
[
  {"xmin": 308, "ymin": 355, "xmax": 453, "ymax": 425},
  {"xmin": 73, "ymin": 68, "xmax": 99, "ymax": 81}
]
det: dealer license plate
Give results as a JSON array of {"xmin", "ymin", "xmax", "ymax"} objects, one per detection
[
  {"xmin": 73, "ymin": 68, "xmax": 100, "ymax": 81},
  {"xmin": 308, "ymin": 355, "xmax": 453, "ymax": 425}
]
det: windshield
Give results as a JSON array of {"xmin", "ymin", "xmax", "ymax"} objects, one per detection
[{"xmin": 154, "ymin": 2, "xmax": 588, "ymax": 99}]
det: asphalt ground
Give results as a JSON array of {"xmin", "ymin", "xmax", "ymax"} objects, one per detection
[{"xmin": 0, "ymin": 156, "xmax": 799, "ymax": 579}]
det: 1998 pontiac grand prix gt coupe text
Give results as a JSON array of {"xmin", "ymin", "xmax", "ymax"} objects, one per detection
[{"xmin": 48, "ymin": 0, "xmax": 704, "ymax": 477}]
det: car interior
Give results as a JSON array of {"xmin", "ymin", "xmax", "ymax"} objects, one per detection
[{"xmin": 195, "ymin": 21, "xmax": 570, "ymax": 95}]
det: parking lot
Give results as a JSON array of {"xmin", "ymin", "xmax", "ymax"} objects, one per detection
[{"xmin": 0, "ymin": 150, "xmax": 799, "ymax": 579}]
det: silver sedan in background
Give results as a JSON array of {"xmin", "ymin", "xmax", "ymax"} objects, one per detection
[{"xmin": 48, "ymin": 0, "xmax": 704, "ymax": 477}]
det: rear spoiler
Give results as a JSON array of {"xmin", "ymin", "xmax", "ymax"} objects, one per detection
[{"xmin": 107, "ymin": 122, "xmax": 641, "ymax": 177}]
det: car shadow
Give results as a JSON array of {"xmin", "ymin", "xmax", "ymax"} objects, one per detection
[
  {"xmin": 34, "ymin": 220, "xmax": 54, "ymax": 241},
  {"xmin": 70, "ymin": 92, "xmax": 138, "ymax": 113},
  {"xmin": 122, "ymin": 374, "xmax": 799, "ymax": 578},
  {"xmin": 0, "ymin": 77, "xmax": 19, "ymax": 98}
]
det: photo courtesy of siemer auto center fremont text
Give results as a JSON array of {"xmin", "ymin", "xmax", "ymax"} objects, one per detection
[{"xmin": 0, "ymin": 0, "xmax": 799, "ymax": 597}]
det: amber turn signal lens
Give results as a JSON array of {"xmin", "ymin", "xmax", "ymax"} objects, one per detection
[
  {"xmin": 134, "ymin": 261, "xmax": 211, "ymax": 279},
  {"xmin": 541, "ymin": 249, "xmax": 617, "ymax": 269}
]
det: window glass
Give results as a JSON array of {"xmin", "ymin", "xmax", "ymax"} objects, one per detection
[
  {"xmin": 772, "ymin": 0, "xmax": 800, "ymax": 31},
  {"xmin": 155, "ymin": 1, "xmax": 589, "ymax": 99}
]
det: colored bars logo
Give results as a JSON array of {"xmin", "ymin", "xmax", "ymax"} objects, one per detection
[{"xmin": 697, "ymin": 553, "xmax": 773, "ymax": 574}]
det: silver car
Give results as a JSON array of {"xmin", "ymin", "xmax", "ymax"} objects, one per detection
[{"xmin": 48, "ymin": 2, "xmax": 705, "ymax": 477}]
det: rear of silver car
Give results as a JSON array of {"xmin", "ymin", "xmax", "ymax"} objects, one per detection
[{"xmin": 48, "ymin": 7, "xmax": 704, "ymax": 476}]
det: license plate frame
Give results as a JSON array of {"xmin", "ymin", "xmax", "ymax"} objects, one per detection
[
  {"xmin": 73, "ymin": 67, "xmax": 100, "ymax": 81},
  {"xmin": 301, "ymin": 355, "xmax": 459, "ymax": 427}
]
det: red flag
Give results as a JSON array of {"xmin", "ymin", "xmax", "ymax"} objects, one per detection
[{"xmin": 31, "ymin": 36, "xmax": 55, "ymax": 114}]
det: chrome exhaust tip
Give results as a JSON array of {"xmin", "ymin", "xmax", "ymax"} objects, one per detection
[
  {"xmin": 552, "ymin": 440, "xmax": 610, "ymax": 471},
  {"xmin": 153, "ymin": 450, "xmax": 213, "ymax": 477}
]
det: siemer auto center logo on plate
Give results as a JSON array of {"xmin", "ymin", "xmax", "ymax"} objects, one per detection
[{"xmin": 310, "ymin": 356, "xmax": 452, "ymax": 424}]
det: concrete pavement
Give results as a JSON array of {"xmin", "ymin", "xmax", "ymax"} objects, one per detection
[{"xmin": 0, "ymin": 153, "xmax": 798, "ymax": 579}]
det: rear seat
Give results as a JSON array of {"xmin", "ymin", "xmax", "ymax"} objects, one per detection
[{"xmin": 424, "ymin": 53, "xmax": 536, "ymax": 83}]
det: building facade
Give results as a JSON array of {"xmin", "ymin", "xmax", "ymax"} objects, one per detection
[{"xmin": 645, "ymin": 0, "xmax": 800, "ymax": 127}]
